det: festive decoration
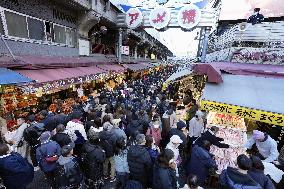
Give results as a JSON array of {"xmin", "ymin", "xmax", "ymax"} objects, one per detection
[
  {"xmin": 149, "ymin": 6, "xmax": 171, "ymax": 29},
  {"xmin": 178, "ymin": 4, "xmax": 201, "ymax": 29},
  {"xmin": 125, "ymin": 8, "xmax": 143, "ymax": 29}
]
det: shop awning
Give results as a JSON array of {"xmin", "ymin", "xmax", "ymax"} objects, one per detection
[
  {"xmin": 166, "ymin": 68, "xmax": 193, "ymax": 82},
  {"xmin": 122, "ymin": 63, "xmax": 149, "ymax": 71},
  {"xmin": 96, "ymin": 64, "xmax": 125, "ymax": 73},
  {"xmin": 16, "ymin": 66, "xmax": 106, "ymax": 83},
  {"xmin": 201, "ymin": 74, "xmax": 284, "ymax": 126},
  {"xmin": 0, "ymin": 68, "xmax": 33, "ymax": 85},
  {"xmin": 0, "ymin": 55, "xmax": 115, "ymax": 69},
  {"xmin": 194, "ymin": 62, "xmax": 284, "ymax": 84}
]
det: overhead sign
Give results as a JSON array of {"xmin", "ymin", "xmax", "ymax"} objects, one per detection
[
  {"xmin": 149, "ymin": 6, "xmax": 171, "ymax": 29},
  {"xmin": 178, "ymin": 4, "xmax": 201, "ymax": 29},
  {"xmin": 201, "ymin": 100, "xmax": 284, "ymax": 127},
  {"xmin": 117, "ymin": 5, "xmax": 216, "ymax": 29},
  {"xmin": 125, "ymin": 8, "xmax": 143, "ymax": 29}
]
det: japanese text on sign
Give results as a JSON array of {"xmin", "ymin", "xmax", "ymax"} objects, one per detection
[
  {"xmin": 177, "ymin": 4, "xmax": 201, "ymax": 29},
  {"xmin": 125, "ymin": 8, "xmax": 143, "ymax": 29},
  {"xmin": 149, "ymin": 6, "xmax": 171, "ymax": 29},
  {"xmin": 201, "ymin": 100, "xmax": 284, "ymax": 127}
]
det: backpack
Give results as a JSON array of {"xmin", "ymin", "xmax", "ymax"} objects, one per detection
[
  {"xmin": 23, "ymin": 123, "xmax": 45, "ymax": 146},
  {"xmin": 55, "ymin": 160, "xmax": 82, "ymax": 189}
]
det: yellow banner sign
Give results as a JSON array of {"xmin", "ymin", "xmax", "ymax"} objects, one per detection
[{"xmin": 201, "ymin": 100, "xmax": 284, "ymax": 127}]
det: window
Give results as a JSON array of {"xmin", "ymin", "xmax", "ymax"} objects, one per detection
[
  {"xmin": 66, "ymin": 28, "xmax": 76, "ymax": 47},
  {"xmin": 5, "ymin": 11, "xmax": 28, "ymax": 38},
  {"xmin": 27, "ymin": 18, "xmax": 44, "ymax": 40},
  {"xmin": 0, "ymin": 17, "xmax": 4, "ymax": 35},
  {"xmin": 1, "ymin": 8, "xmax": 76, "ymax": 47},
  {"xmin": 54, "ymin": 25, "xmax": 66, "ymax": 44}
]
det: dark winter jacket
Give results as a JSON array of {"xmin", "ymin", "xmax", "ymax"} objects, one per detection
[
  {"xmin": 247, "ymin": 13, "xmax": 264, "ymax": 25},
  {"xmin": 52, "ymin": 132, "xmax": 72, "ymax": 147},
  {"xmin": 128, "ymin": 145, "xmax": 153, "ymax": 187},
  {"xmin": 99, "ymin": 130, "xmax": 115, "ymax": 158},
  {"xmin": 195, "ymin": 130, "xmax": 229, "ymax": 148},
  {"xmin": 36, "ymin": 140, "xmax": 61, "ymax": 173},
  {"xmin": 147, "ymin": 147, "xmax": 159, "ymax": 163},
  {"xmin": 54, "ymin": 156, "xmax": 83, "ymax": 189},
  {"xmin": 80, "ymin": 141, "xmax": 106, "ymax": 181},
  {"xmin": 126, "ymin": 120, "xmax": 144, "ymax": 137},
  {"xmin": 0, "ymin": 152, "xmax": 34, "ymax": 189},
  {"xmin": 186, "ymin": 145, "xmax": 217, "ymax": 186},
  {"xmin": 153, "ymin": 164, "xmax": 177, "ymax": 189},
  {"xmin": 248, "ymin": 169, "xmax": 275, "ymax": 189},
  {"xmin": 220, "ymin": 167, "xmax": 262, "ymax": 189}
]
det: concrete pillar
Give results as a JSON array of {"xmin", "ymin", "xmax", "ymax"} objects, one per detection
[
  {"xmin": 201, "ymin": 27, "xmax": 211, "ymax": 63},
  {"xmin": 118, "ymin": 28, "xmax": 122, "ymax": 63},
  {"xmin": 134, "ymin": 46, "xmax": 138, "ymax": 59}
]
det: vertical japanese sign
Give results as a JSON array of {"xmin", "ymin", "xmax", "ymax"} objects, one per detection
[
  {"xmin": 178, "ymin": 4, "xmax": 201, "ymax": 30},
  {"xmin": 125, "ymin": 8, "xmax": 143, "ymax": 29},
  {"xmin": 149, "ymin": 6, "xmax": 171, "ymax": 29},
  {"xmin": 122, "ymin": 46, "xmax": 130, "ymax": 55},
  {"xmin": 201, "ymin": 100, "xmax": 284, "ymax": 127}
]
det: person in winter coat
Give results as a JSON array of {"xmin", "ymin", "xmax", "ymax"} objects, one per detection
[
  {"xmin": 153, "ymin": 149, "xmax": 177, "ymax": 189},
  {"xmin": 100, "ymin": 121, "xmax": 116, "ymax": 182},
  {"xmin": 146, "ymin": 117, "xmax": 162, "ymax": 147},
  {"xmin": 7, "ymin": 117, "xmax": 29, "ymax": 158},
  {"xmin": 128, "ymin": 134, "xmax": 153, "ymax": 188},
  {"xmin": 188, "ymin": 114, "xmax": 204, "ymax": 141},
  {"xmin": 195, "ymin": 126, "xmax": 229, "ymax": 148},
  {"xmin": 66, "ymin": 112, "xmax": 87, "ymax": 155},
  {"xmin": 166, "ymin": 135, "xmax": 183, "ymax": 166},
  {"xmin": 0, "ymin": 143, "xmax": 34, "ymax": 189},
  {"xmin": 220, "ymin": 154, "xmax": 262, "ymax": 189},
  {"xmin": 245, "ymin": 130, "xmax": 279, "ymax": 163},
  {"xmin": 169, "ymin": 121, "xmax": 188, "ymax": 147},
  {"xmin": 248, "ymin": 156, "xmax": 276, "ymax": 189},
  {"xmin": 126, "ymin": 113, "xmax": 145, "ymax": 137},
  {"xmin": 114, "ymin": 137, "xmax": 130, "ymax": 189},
  {"xmin": 54, "ymin": 142, "xmax": 83, "ymax": 189},
  {"xmin": 52, "ymin": 124, "xmax": 72, "ymax": 148},
  {"xmin": 186, "ymin": 140, "xmax": 217, "ymax": 186},
  {"xmin": 146, "ymin": 135, "xmax": 160, "ymax": 163},
  {"xmin": 181, "ymin": 174, "xmax": 204, "ymax": 189},
  {"xmin": 36, "ymin": 131, "xmax": 61, "ymax": 187},
  {"xmin": 111, "ymin": 118, "xmax": 127, "ymax": 142},
  {"xmin": 81, "ymin": 129, "xmax": 106, "ymax": 189}
]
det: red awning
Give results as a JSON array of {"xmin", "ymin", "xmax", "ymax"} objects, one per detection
[
  {"xmin": 16, "ymin": 66, "xmax": 106, "ymax": 83},
  {"xmin": 0, "ymin": 55, "xmax": 115, "ymax": 69},
  {"xmin": 96, "ymin": 64, "xmax": 125, "ymax": 73},
  {"xmin": 193, "ymin": 63, "xmax": 223, "ymax": 83}
]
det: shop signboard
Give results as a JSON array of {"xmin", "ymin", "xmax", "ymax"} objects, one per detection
[
  {"xmin": 121, "ymin": 46, "xmax": 130, "ymax": 55},
  {"xmin": 201, "ymin": 100, "xmax": 284, "ymax": 127}
]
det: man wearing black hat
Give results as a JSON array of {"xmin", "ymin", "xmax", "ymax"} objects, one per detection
[
  {"xmin": 54, "ymin": 142, "xmax": 83, "ymax": 189},
  {"xmin": 247, "ymin": 8, "xmax": 264, "ymax": 25}
]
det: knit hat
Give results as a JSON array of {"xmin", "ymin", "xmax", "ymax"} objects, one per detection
[
  {"xmin": 40, "ymin": 131, "xmax": 51, "ymax": 143},
  {"xmin": 61, "ymin": 142, "xmax": 75, "ymax": 156},
  {"xmin": 170, "ymin": 135, "xmax": 183, "ymax": 144},
  {"xmin": 253, "ymin": 130, "xmax": 265, "ymax": 140},
  {"xmin": 136, "ymin": 134, "xmax": 146, "ymax": 145},
  {"xmin": 177, "ymin": 121, "xmax": 187, "ymax": 130}
]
